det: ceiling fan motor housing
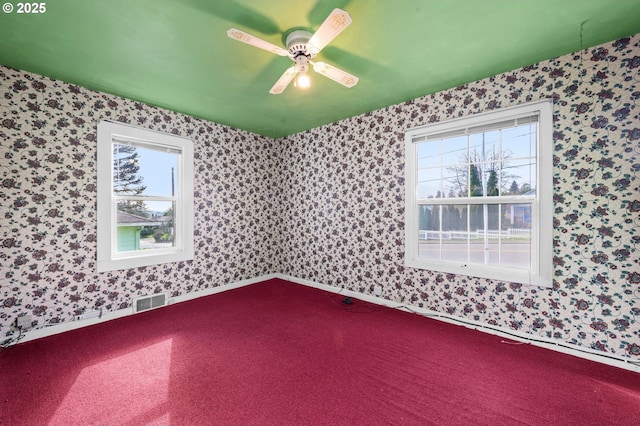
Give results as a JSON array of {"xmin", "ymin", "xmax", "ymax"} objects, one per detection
[{"xmin": 285, "ymin": 29, "xmax": 316, "ymax": 60}]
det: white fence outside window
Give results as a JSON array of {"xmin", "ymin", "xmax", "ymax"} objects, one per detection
[{"xmin": 419, "ymin": 228, "xmax": 531, "ymax": 241}]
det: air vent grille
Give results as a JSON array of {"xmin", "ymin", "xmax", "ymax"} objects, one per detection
[{"xmin": 133, "ymin": 293, "xmax": 167, "ymax": 313}]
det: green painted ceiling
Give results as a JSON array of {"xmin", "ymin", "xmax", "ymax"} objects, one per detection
[{"xmin": 1, "ymin": 0, "xmax": 640, "ymax": 138}]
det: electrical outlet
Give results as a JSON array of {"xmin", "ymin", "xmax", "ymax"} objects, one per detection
[
  {"xmin": 13, "ymin": 315, "xmax": 32, "ymax": 331},
  {"xmin": 373, "ymin": 285, "xmax": 382, "ymax": 296}
]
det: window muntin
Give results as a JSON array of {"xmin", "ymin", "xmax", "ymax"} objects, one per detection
[
  {"xmin": 97, "ymin": 121, "xmax": 194, "ymax": 272},
  {"xmin": 405, "ymin": 101, "xmax": 553, "ymax": 287}
]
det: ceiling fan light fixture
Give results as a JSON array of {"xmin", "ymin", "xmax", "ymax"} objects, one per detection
[
  {"xmin": 294, "ymin": 71, "xmax": 311, "ymax": 89},
  {"xmin": 293, "ymin": 56, "xmax": 311, "ymax": 90}
]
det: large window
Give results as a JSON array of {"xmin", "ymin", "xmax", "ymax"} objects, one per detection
[
  {"xmin": 405, "ymin": 100, "xmax": 553, "ymax": 287},
  {"xmin": 97, "ymin": 121, "xmax": 194, "ymax": 272}
]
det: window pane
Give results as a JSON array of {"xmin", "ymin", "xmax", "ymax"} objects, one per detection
[
  {"xmin": 468, "ymin": 204, "xmax": 485, "ymax": 263},
  {"xmin": 469, "ymin": 130, "xmax": 500, "ymax": 164},
  {"xmin": 501, "ymin": 203, "xmax": 532, "ymax": 269},
  {"xmin": 417, "ymin": 168, "xmax": 440, "ymax": 199},
  {"xmin": 503, "ymin": 159, "xmax": 536, "ymax": 195},
  {"xmin": 113, "ymin": 143, "xmax": 178, "ymax": 197},
  {"xmin": 486, "ymin": 204, "xmax": 501, "ymax": 266},
  {"xmin": 440, "ymin": 204, "xmax": 469, "ymax": 263},
  {"xmin": 440, "ymin": 135, "xmax": 468, "ymax": 167},
  {"xmin": 502, "ymin": 123, "xmax": 536, "ymax": 160},
  {"xmin": 116, "ymin": 200, "xmax": 176, "ymax": 252},
  {"xmin": 418, "ymin": 204, "xmax": 470, "ymax": 263},
  {"xmin": 418, "ymin": 205, "xmax": 440, "ymax": 260},
  {"xmin": 417, "ymin": 141, "xmax": 439, "ymax": 170},
  {"xmin": 442, "ymin": 166, "xmax": 464, "ymax": 198},
  {"xmin": 505, "ymin": 202, "xmax": 532, "ymax": 230}
]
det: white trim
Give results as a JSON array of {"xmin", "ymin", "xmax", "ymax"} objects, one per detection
[
  {"xmin": 9, "ymin": 273, "xmax": 639, "ymax": 373},
  {"xmin": 169, "ymin": 274, "xmax": 278, "ymax": 304},
  {"xmin": 278, "ymin": 274, "xmax": 640, "ymax": 373},
  {"xmin": 97, "ymin": 120, "xmax": 194, "ymax": 272},
  {"xmin": 404, "ymin": 100, "xmax": 553, "ymax": 288},
  {"xmin": 16, "ymin": 274, "xmax": 278, "ymax": 344},
  {"xmin": 407, "ymin": 101, "xmax": 546, "ymax": 136}
]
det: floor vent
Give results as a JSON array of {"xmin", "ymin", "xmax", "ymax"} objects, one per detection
[{"xmin": 133, "ymin": 293, "xmax": 167, "ymax": 313}]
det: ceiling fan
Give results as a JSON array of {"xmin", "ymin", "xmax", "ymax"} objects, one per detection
[{"xmin": 227, "ymin": 8, "xmax": 359, "ymax": 94}]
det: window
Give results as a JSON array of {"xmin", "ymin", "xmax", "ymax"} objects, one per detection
[
  {"xmin": 405, "ymin": 100, "xmax": 553, "ymax": 287},
  {"xmin": 97, "ymin": 121, "xmax": 194, "ymax": 272}
]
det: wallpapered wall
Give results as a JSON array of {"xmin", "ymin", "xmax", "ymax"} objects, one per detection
[
  {"xmin": 1, "ymin": 35, "xmax": 639, "ymax": 360},
  {"xmin": 0, "ymin": 67, "xmax": 281, "ymax": 341},
  {"xmin": 276, "ymin": 35, "xmax": 640, "ymax": 359}
]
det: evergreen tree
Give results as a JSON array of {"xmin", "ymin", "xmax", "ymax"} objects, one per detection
[
  {"xmin": 487, "ymin": 170, "xmax": 499, "ymax": 196},
  {"xmin": 469, "ymin": 164, "xmax": 482, "ymax": 197},
  {"xmin": 446, "ymin": 148, "xmax": 517, "ymax": 197},
  {"xmin": 509, "ymin": 180, "xmax": 519, "ymax": 195},
  {"xmin": 113, "ymin": 144, "xmax": 148, "ymax": 216}
]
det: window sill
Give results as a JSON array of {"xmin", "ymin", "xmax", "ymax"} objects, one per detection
[{"xmin": 405, "ymin": 257, "xmax": 552, "ymax": 288}]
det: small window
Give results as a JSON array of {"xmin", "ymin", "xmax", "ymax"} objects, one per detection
[
  {"xmin": 97, "ymin": 121, "xmax": 194, "ymax": 272},
  {"xmin": 405, "ymin": 100, "xmax": 553, "ymax": 287}
]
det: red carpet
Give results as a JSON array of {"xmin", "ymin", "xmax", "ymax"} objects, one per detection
[{"xmin": 1, "ymin": 278, "xmax": 639, "ymax": 425}]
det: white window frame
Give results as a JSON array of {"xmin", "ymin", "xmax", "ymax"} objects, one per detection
[
  {"xmin": 97, "ymin": 120, "xmax": 194, "ymax": 272},
  {"xmin": 404, "ymin": 100, "xmax": 553, "ymax": 287}
]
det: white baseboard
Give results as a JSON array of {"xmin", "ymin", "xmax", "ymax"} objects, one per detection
[
  {"xmin": 278, "ymin": 274, "xmax": 640, "ymax": 374},
  {"xmin": 11, "ymin": 272, "xmax": 640, "ymax": 373},
  {"xmin": 169, "ymin": 273, "xmax": 278, "ymax": 304},
  {"xmin": 16, "ymin": 273, "xmax": 278, "ymax": 344}
]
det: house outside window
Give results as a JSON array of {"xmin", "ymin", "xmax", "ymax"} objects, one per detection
[
  {"xmin": 97, "ymin": 121, "xmax": 194, "ymax": 272},
  {"xmin": 115, "ymin": 211, "xmax": 169, "ymax": 251},
  {"xmin": 405, "ymin": 100, "xmax": 553, "ymax": 287}
]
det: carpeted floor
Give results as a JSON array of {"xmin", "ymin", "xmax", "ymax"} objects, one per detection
[{"xmin": 1, "ymin": 278, "xmax": 639, "ymax": 425}]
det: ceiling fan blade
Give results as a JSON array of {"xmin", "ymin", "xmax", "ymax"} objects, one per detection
[
  {"xmin": 269, "ymin": 67, "xmax": 296, "ymax": 94},
  {"xmin": 307, "ymin": 0, "xmax": 353, "ymax": 26},
  {"xmin": 311, "ymin": 61, "xmax": 358, "ymax": 88},
  {"xmin": 307, "ymin": 8, "xmax": 352, "ymax": 55},
  {"xmin": 227, "ymin": 28, "xmax": 288, "ymax": 56}
]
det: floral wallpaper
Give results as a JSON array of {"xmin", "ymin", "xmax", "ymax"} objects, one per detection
[
  {"xmin": 276, "ymin": 34, "xmax": 640, "ymax": 360},
  {"xmin": 0, "ymin": 67, "xmax": 281, "ymax": 340},
  {"xmin": 1, "ymin": 34, "xmax": 639, "ymax": 361}
]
